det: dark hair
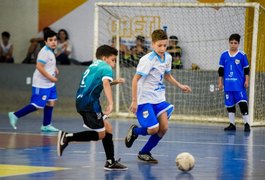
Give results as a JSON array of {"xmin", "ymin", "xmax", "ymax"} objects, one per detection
[
  {"xmin": 136, "ymin": 35, "xmax": 145, "ymax": 42},
  {"xmin": 151, "ymin": 29, "xmax": 168, "ymax": 42},
  {"xmin": 2, "ymin": 31, "xmax": 10, "ymax": 38},
  {"xmin": 58, "ymin": 29, "xmax": 69, "ymax": 40},
  {"xmin": 169, "ymin": 35, "xmax": 178, "ymax": 41},
  {"xmin": 96, "ymin": 45, "xmax": 118, "ymax": 59},
  {"xmin": 229, "ymin": 34, "xmax": 241, "ymax": 43},
  {"xmin": 44, "ymin": 30, "xmax": 57, "ymax": 41}
]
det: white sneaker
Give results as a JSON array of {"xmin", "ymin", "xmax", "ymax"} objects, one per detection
[
  {"xmin": 41, "ymin": 124, "xmax": 59, "ymax": 132},
  {"xmin": 8, "ymin": 112, "xmax": 18, "ymax": 129}
]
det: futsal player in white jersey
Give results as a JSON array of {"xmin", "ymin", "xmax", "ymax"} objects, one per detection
[
  {"xmin": 8, "ymin": 29, "xmax": 60, "ymax": 132},
  {"xmin": 125, "ymin": 29, "xmax": 192, "ymax": 163},
  {"xmin": 218, "ymin": 33, "xmax": 250, "ymax": 132}
]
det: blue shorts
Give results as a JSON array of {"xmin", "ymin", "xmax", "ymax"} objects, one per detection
[
  {"xmin": 224, "ymin": 90, "xmax": 248, "ymax": 107},
  {"xmin": 30, "ymin": 86, "xmax": 58, "ymax": 108},
  {"xmin": 136, "ymin": 101, "xmax": 174, "ymax": 128}
]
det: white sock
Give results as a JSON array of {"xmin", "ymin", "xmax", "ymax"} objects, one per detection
[
  {"xmin": 228, "ymin": 113, "xmax": 235, "ymax": 125},
  {"xmin": 242, "ymin": 115, "xmax": 250, "ymax": 124}
]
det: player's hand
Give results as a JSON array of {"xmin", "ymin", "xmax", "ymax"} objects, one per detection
[
  {"xmin": 50, "ymin": 76, "xmax": 58, "ymax": 82},
  {"xmin": 116, "ymin": 78, "xmax": 125, "ymax": 84},
  {"xmin": 129, "ymin": 101, "xmax": 137, "ymax": 114},
  {"xmin": 180, "ymin": 85, "xmax": 192, "ymax": 93},
  {"xmin": 244, "ymin": 81, "xmax": 249, "ymax": 89},
  {"xmin": 218, "ymin": 82, "xmax": 223, "ymax": 91}
]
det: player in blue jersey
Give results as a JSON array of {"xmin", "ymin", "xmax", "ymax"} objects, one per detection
[
  {"xmin": 125, "ymin": 29, "xmax": 192, "ymax": 163},
  {"xmin": 218, "ymin": 33, "xmax": 250, "ymax": 132},
  {"xmin": 57, "ymin": 45, "xmax": 127, "ymax": 170},
  {"xmin": 8, "ymin": 30, "xmax": 60, "ymax": 132}
]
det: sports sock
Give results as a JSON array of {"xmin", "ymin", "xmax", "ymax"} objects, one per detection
[
  {"xmin": 14, "ymin": 104, "xmax": 37, "ymax": 118},
  {"xmin": 43, "ymin": 106, "xmax": 53, "ymax": 126},
  {"xmin": 139, "ymin": 134, "xmax": 161, "ymax": 154},
  {"xmin": 242, "ymin": 115, "xmax": 250, "ymax": 124},
  {"xmin": 102, "ymin": 133, "xmax": 115, "ymax": 163},
  {"xmin": 66, "ymin": 131, "xmax": 99, "ymax": 142},
  {"xmin": 133, "ymin": 127, "xmax": 148, "ymax": 136},
  {"xmin": 228, "ymin": 113, "xmax": 235, "ymax": 125}
]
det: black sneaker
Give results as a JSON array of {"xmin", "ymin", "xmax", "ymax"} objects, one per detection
[
  {"xmin": 57, "ymin": 131, "xmax": 69, "ymax": 157},
  {"xmin": 104, "ymin": 159, "xmax": 128, "ymax": 171},
  {"xmin": 125, "ymin": 124, "xmax": 138, "ymax": 148},
  {"xmin": 244, "ymin": 123, "xmax": 251, "ymax": 132},
  {"xmin": 224, "ymin": 123, "xmax": 236, "ymax": 131},
  {"xmin": 138, "ymin": 152, "xmax": 158, "ymax": 164}
]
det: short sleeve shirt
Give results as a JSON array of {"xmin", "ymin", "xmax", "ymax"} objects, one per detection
[
  {"xmin": 219, "ymin": 50, "xmax": 249, "ymax": 91},
  {"xmin": 136, "ymin": 51, "xmax": 172, "ymax": 105},
  {"xmin": 32, "ymin": 46, "xmax": 56, "ymax": 88},
  {"xmin": 76, "ymin": 60, "xmax": 113, "ymax": 112}
]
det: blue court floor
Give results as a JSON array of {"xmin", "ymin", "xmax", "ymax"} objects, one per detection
[{"xmin": 0, "ymin": 112, "xmax": 265, "ymax": 180}]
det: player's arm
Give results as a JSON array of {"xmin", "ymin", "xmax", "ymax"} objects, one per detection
[
  {"xmin": 164, "ymin": 73, "xmax": 191, "ymax": 93},
  {"xmin": 130, "ymin": 74, "xmax": 141, "ymax": 114},
  {"xmin": 244, "ymin": 66, "xmax": 250, "ymax": 88},
  {"xmin": 36, "ymin": 62, "xmax": 58, "ymax": 82},
  {"xmin": 218, "ymin": 66, "xmax": 224, "ymax": 90},
  {"xmin": 110, "ymin": 78, "xmax": 125, "ymax": 86},
  {"xmin": 103, "ymin": 79, "xmax": 113, "ymax": 115}
]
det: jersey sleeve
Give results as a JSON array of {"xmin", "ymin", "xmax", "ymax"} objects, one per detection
[
  {"xmin": 101, "ymin": 64, "xmax": 113, "ymax": 82},
  {"xmin": 37, "ymin": 49, "xmax": 49, "ymax": 64},
  {"xmin": 219, "ymin": 52, "xmax": 225, "ymax": 68},
  {"xmin": 165, "ymin": 52, "xmax": 172, "ymax": 74},
  {"xmin": 136, "ymin": 54, "xmax": 154, "ymax": 77},
  {"xmin": 242, "ymin": 53, "xmax": 249, "ymax": 68}
]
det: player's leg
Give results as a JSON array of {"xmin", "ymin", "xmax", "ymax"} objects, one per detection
[
  {"xmin": 236, "ymin": 90, "xmax": 250, "ymax": 132},
  {"xmin": 57, "ymin": 111, "xmax": 102, "ymax": 157},
  {"xmin": 224, "ymin": 92, "xmax": 236, "ymax": 131},
  {"xmin": 125, "ymin": 103, "xmax": 157, "ymax": 148},
  {"xmin": 8, "ymin": 87, "xmax": 42, "ymax": 129},
  {"xmin": 138, "ymin": 102, "xmax": 173, "ymax": 163},
  {"xmin": 102, "ymin": 119, "xmax": 127, "ymax": 170}
]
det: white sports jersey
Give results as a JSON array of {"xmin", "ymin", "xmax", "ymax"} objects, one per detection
[
  {"xmin": 32, "ymin": 46, "xmax": 56, "ymax": 88},
  {"xmin": 136, "ymin": 51, "xmax": 172, "ymax": 105},
  {"xmin": 0, "ymin": 40, "xmax": 12, "ymax": 55}
]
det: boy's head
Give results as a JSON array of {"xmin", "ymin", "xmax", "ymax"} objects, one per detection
[
  {"xmin": 96, "ymin": 45, "xmax": 118, "ymax": 68},
  {"xmin": 229, "ymin": 33, "xmax": 240, "ymax": 51},
  {"xmin": 151, "ymin": 29, "xmax": 168, "ymax": 57},
  {"xmin": 169, "ymin": 35, "xmax": 178, "ymax": 46},
  {"xmin": 44, "ymin": 30, "xmax": 57, "ymax": 49},
  {"xmin": 1, "ymin": 31, "xmax": 11, "ymax": 44}
]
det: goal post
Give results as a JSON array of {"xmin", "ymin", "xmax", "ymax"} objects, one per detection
[{"xmin": 94, "ymin": 2, "xmax": 265, "ymax": 126}]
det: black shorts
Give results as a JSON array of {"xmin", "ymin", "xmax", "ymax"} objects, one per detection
[{"xmin": 78, "ymin": 111, "xmax": 105, "ymax": 132}]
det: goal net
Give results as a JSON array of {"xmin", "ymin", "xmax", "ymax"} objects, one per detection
[{"xmin": 94, "ymin": 2, "xmax": 265, "ymax": 126}]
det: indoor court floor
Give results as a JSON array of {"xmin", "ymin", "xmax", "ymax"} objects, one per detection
[{"xmin": 0, "ymin": 112, "xmax": 265, "ymax": 180}]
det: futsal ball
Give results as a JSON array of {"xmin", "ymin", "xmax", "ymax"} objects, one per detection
[{"xmin": 175, "ymin": 152, "xmax": 195, "ymax": 172}]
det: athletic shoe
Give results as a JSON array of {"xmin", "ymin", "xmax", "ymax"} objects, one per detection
[
  {"xmin": 57, "ymin": 131, "xmax": 69, "ymax": 157},
  {"xmin": 125, "ymin": 124, "xmax": 138, "ymax": 148},
  {"xmin": 224, "ymin": 123, "xmax": 236, "ymax": 131},
  {"xmin": 244, "ymin": 123, "xmax": 251, "ymax": 132},
  {"xmin": 138, "ymin": 152, "xmax": 158, "ymax": 164},
  {"xmin": 8, "ymin": 112, "xmax": 18, "ymax": 130},
  {"xmin": 41, "ymin": 124, "xmax": 59, "ymax": 132},
  {"xmin": 104, "ymin": 159, "xmax": 128, "ymax": 171}
]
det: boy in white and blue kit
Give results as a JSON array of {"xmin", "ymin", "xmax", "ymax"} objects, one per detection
[
  {"xmin": 218, "ymin": 33, "xmax": 250, "ymax": 132},
  {"xmin": 125, "ymin": 29, "xmax": 192, "ymax": 163},
  {"xmin": 8, "ymin": 29, "xmax": 59, "ymax": 132}
]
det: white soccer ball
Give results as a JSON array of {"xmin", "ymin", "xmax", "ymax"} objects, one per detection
[{"xmin": 175, "ymin": 152, "xmax": 195, "ymax": 172}]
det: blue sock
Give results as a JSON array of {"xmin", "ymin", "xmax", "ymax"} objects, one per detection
[
  {"xmin": 43, "ymin": 106, "xmax": 53, "ymax": 126},
  {"xmin": 133, "ymin": 127, "xmax": 148, "ymax": 136},
  {"xmin": 14, "ymin": 104, "xmax": 37, "ymax": 118},
  {"xmin": 140, "ymin": 134, "xmax": 161, "ymax": 154}
]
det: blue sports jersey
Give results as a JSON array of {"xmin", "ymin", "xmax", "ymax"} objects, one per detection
[
  {"xmin": 219, "ymin": 50, "xmax": 249, "ymax": 91},
  {"xmin": 76, "ymin": 60, "xmax": 113, "ymax": 112}
]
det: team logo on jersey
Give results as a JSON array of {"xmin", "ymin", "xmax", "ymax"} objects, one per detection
[
  {"xmin": 225, "ymin": 94, "xmax": 229, "ymax": 100},
  {"xmin": 235, "ymin": 59, "xmax": 240, "ymax": 64},
  {"xmin": 42, "ymin": 95, "xmax": 47, "ymax": 101},
  {"xmin": 143, "ymin": 111, "xmax": 149, "ymax": 118}
]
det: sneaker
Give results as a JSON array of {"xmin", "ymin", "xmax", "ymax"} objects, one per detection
[
  {"xmin": 244, "ymin": 123, "xmax": 251, "ymax": 132},
  {"xmin": 125, "ymin": 124, "xmax": 138, "ymax": 148},
  {"xmin": 138, "ymin": 152, "xmax": 158, "ymax": 164},
  {"xmin": 8, "ymin": 112, "xmax": 18, "ymax": 130},
  {"xmin": 224, "ymin": 123, "xmax": 236, "ymax": 131},
  {"xmin": 57, "ymin": 131, "xmax": 69, "ymax": 157},
  {"xmin": 41, "ymin": 124, "xmax": 59, "ymax": 132},
  {"xmin": 104, "ymin": 159, "xmax": 128, "ymax": 171}
]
